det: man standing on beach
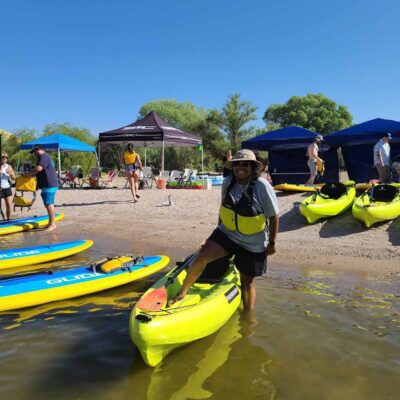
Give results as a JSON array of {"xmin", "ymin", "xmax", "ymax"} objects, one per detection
[
  {"xmin": 306, "ymin": 135, "xmax": 324, "ymax": 185},
  {"xmin": 374, "ymin": 132, "xmax": 392, "ymax": 183},
  {"xmin": 23, "ymin": 145, "xmax": 59, "ymax": 231}
]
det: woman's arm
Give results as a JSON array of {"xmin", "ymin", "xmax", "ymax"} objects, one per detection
[
  {"xmin": 7, "ymin": 165, "xmax": 16, "ymax": 180},
  {"xmin": 136, "ymin": 154, "xmax": 143, "ymax": 170},
  {"xmin": 266, "ymin": 215, "xmax": 279, "ymax": 255}
]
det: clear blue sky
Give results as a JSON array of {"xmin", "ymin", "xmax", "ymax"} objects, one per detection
[{"xmin": 1, "ymin": 0, "xmax": 399, "ymax": 136}]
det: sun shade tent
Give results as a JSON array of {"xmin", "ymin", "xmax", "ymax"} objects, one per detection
[
  {"xmin": 325, "ymin": 118, "xmax": 400, "ymax": 182},
  {"xmin": 20, "ymin": 133, "xmax": 97, "ymax": 177},
  {"xmin": 242, "ymin": 126, "xmax": 339, "ymax": 184},
  {"xmin": 98, "ymin": 111, "xmax": 203, "ymax": 172}
]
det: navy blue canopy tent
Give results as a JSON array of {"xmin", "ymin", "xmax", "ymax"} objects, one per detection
[
  {"xmin": 242, "ymin": 126, "xmax": 339, "ymax": 184},
  {"xmin": 325, "ymin": 118, "xmax": 400, "ymax": 182},
  {"xmin": 20, "ymin": 133, "xmax": 97, "ymax": 176}
]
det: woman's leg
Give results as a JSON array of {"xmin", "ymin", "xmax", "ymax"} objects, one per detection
[
  {"xmin": 240, "ymin": 272, "xmax": 256, "ymax": 310},
  {"xmin": 133, "ymin": 171, "xmax": 140, "ymax": 198},
  {"xmin": 5, "ymin": 195, "xmax": 12, "ymax": 220},
  {"xmin": 127, "ymin": 174, "xmax": 136, "ymax": 200},
  {"xmin": 170, "ymin": 240, "xmax": 229, "ymax": 303}
]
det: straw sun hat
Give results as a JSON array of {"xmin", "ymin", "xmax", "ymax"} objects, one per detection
[{"xmin": 225, "ymin": 149, "xmax": 263, "ymax": 171}]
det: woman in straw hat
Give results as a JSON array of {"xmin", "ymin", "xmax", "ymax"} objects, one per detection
[
  {"xmin": 1, "ymin": 152, "xmax": 16, "ymax": 220},
  {"xmin": 170, "ymin": 149, "xmax": 279, "ymax": 310}
]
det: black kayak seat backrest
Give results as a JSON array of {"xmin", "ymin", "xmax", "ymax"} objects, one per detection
[
  {"xmin": 196, "ymin": 255, "xmax": 231, "ymax": 283},
  {"xmin": 319, "ymin": 182, "xmax": 347, "ymax": 200},
  {"xmin": 371, "ymin": 184, "xmax": 398, "ymax": 202}
]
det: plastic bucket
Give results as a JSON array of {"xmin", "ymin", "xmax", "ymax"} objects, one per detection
[{"xmin": 156, "ymin": 178, "xmax": 167, "ymax": 189}]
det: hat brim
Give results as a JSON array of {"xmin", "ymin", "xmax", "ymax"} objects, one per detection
[{"xmin": 225, "ymin": 158, "xmax": 263, "ymax": 171}]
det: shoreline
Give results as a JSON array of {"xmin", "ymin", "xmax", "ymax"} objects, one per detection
[{"xmin": 4, "ymin": 182, "xmax": 400, "ymax": 280}]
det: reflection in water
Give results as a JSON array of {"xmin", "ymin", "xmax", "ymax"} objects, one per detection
[{"xmin": 0, "ymin": 248, "xmax": 399, "ymax": 399}]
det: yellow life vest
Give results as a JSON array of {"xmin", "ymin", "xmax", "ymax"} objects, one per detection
[
  {"xmin": 123, "ymin": 151, "xmax": 137, "ymax": 165},
  {"xmin": 219, "ymin": 178, "xmax": 266, "ymax": 235}
]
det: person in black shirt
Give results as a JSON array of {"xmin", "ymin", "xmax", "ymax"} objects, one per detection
[{"xmin": 23, "ymin": 145, "xmax": 59, "ymax": 231}]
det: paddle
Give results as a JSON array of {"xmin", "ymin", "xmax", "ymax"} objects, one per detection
[{"xmin": 136, "ymin": 252, "xmax": 197, "ymax": 312}]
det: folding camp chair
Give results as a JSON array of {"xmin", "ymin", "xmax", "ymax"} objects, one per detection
[
  {"xmin": 100, "ymin": 170, "xmax": 118, "ymax": 188},
  {"xmin": 141, "ymin": 166, "xmax": 156, "ymax": 189},
  {"xmin": 59, "ymin": 165, "xmax": 83, "ymax": 188},
  {"xmin": 13, "ymin": 176, "xmax": 37, "ymax": 211},
  {"xmin": 82, "ymin": 167, "xmax": 101, "ymax": 188}
]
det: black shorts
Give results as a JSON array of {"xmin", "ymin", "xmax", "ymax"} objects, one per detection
[
  {"xmin": 208, "ymin": 228, "xmax": 267, "ymax": 277},
  {"xmin": 0, "ymin": 187, "xmax": 12, "ymax": 198}
]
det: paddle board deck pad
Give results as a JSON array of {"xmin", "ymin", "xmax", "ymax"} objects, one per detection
[
  {"xmin": 130, "ymin": 260, "xmax": 241, "ymax": 367},
  {"xmin": 0, "ymin": 240, "xmax": 93, "ymax": 270},
  {"xmin": 0, "ymin": 255, "xmax": 169, "ymax": 311},
  {"xmin": 0, "ymin": 213, "xmax": 65, "ymax": 235}
]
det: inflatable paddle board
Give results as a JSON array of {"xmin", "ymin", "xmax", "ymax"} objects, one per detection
[
  {"xmin": 0, "ymin": 213, "xmax": 65, "ymax": 235},
  {"xmin": 0, "ymin": 240, "xmax": 93, "ymax": 270},
  {"xmin": 0, "ymin": 255, "xmax": 169, "ymax": 311}
]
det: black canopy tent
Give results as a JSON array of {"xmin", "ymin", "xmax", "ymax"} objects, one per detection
[{"xmin": 98, "ymin": 111, "xmax": 203, "ymax": 172}]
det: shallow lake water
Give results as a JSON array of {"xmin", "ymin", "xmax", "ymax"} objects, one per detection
[{"xmin": 0, "ymin": 234, "xmax": 399, "ymax": 399}]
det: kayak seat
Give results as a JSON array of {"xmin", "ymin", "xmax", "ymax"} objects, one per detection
[
  {"xmin": 370, "ymin": 184, "xmax": 398, "ymax": 202},
  {"xmin": 319, "ymin": 182, "xmax": 347, "ymax": 200},
  {"xmin": 196, "ymin": 255, "xmax": 231, "ymax": 283}
]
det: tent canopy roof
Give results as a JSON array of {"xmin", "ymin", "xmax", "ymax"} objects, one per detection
[
  {"xmin": 99, "ymin": 111, "xmax": 202, "ymax": 147},
  {"xmin": 325, "ymin": 118, "xmax": 400, "ymax": 146},
  {"xmin": 242, "ymin": 126, "xmax": 323, "ymax": 151},
  {"xmin": 20, "ymin": 133, "xmax": 96, "ymax": 153}
]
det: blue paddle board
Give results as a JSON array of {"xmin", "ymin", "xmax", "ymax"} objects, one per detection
[
  {"xmin": 0, "ymin": 240, "xmax": 93, "ymax": 270},
  {"xmin": 0, "ymin": 255, "xmax": 170, "ymax": 311}
]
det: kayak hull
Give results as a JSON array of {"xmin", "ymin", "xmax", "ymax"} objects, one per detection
[
  {"xmin": 352, "ymin": 191, "xmax": 400, "ymax": 228},
  {"xmin": 0, "ymin": 213, "xmax": 65, "ymax": 235},
  {"xmin": 130, "ymin": 263, "xmax": 241, "ymax": 367},
  {"xmin": 0, "ymin": 240, "xmax": 93, "ymax": 270},
  {"xmin": 0, "ymin": 255, "xmax": 169, "ymax": 311},
  {"xmin": 300, "ymin": 187, "xmax": 356, "ymax": 223},
  {"xmin": 274, "ymin": 183, "xmax": 321, "ymax": 192}
]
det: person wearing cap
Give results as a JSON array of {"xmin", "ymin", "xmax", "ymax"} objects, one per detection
[
  {"xmin": 169, "ymin": 149, "xmax": 279, "ymax": 310},
  {"xmin": 374, "ymin": 132, "xmax": 392, "ymax": 183},
  {"xmin": 23, "ymin": 145, "xmax": 59, "ymax": 231},
  {"xmin": 305, "ymin": 135, "xmax": 324, "ymax": 185},
  {"xmin": 1, "ymin": 152, "xmax": 16, "ymax": 220},
  {"xmin": 122, "ymin": 143, "xmax": 143, "ymax": 202}
]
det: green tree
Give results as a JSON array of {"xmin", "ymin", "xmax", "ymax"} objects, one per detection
[
  {"xmin": 139, "ymin": 99, "xmax": 228, "ymax": 171},
  {"xmin": 263, "ymin": 93, "xmax": 352, "ymax": 135},
  {"xmin": 221, "ymin": 94, "xmax": 258, "ymax": 151},
  {"xmin": 42, "ymin": 123, "xmax": 97, "ymax": 173}
]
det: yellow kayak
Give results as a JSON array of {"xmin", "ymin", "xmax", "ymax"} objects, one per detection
[
  {"xmin": 129, "ymin": 256, "xmax": 241, "ymax": 367},
  {"xmin": 299, "ymin": 181, "xmax": 356, "ymax": 223},
  {"xmin": 274, "ymin": 183, "xmax": 323, "ymax": 192},
  {"xmin": 352, "ymin": 184, "xmax": 400, "ymax": 228}
]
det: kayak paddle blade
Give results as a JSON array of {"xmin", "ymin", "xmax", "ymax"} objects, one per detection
[{"xmin": 136, "ymin": 286, "xmax": 168, "ymax": 311}]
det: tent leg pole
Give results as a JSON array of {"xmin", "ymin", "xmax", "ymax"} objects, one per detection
[
  {"xmin": 58, "ymin": 148, "xmax": 61, "ymax": 178},
  {"xmin": 201, "ymin": 147, "xmax": 204, "ymax": 174},
  {"xmin": 161, "ymin": 140, "xmax": 165, "ymax": 173}
]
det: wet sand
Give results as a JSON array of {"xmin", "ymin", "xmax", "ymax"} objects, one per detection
[{"xmin": 17, "ymin": 180, "xmax": 400, "ymax": 278}]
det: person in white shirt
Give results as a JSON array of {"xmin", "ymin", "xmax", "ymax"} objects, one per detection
[
  {"xmin": 306, "ymin": 135, "xmax": 324, "ymax": 185},
  {"xmin": 374, "ymin": 132, "xmax": 392, "ymax": 183},
  {"xmin": 1, "ymin": 152, "xmax": 16, "ymax": 220}
]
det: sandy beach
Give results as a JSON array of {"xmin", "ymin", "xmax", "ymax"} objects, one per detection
[{"xmin": 17, "ymin": 178, "xmax": 400, "ymax": 278}]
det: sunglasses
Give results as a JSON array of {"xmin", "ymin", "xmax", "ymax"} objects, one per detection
[
  {"xmin": 2, "ymin": 156, "xmax": 8, "ymax": 159},
  {"xmin": 232, "ymin": 161, "xmax": 251, "ymax": 168}
]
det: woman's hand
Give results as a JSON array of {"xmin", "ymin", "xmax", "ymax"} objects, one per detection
[{"xmin": 266, "ymin": 243, "xmax": 276, "ymax": 256}]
